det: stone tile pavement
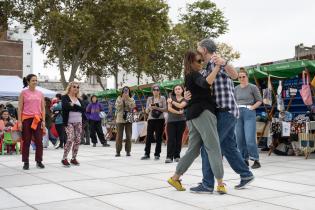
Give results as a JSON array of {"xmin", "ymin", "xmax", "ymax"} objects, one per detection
[{"xmin": 1, "ymin": 142, "xmax": 315, "ymax": 210}]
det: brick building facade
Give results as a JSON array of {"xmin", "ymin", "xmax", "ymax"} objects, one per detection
[{"xmin": 0, "ymin": 31, "xmax": 23, "ymax": 77}]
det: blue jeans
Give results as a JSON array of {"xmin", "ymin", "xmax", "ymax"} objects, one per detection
[
  {"xmin": 201, "ymin": 111, "xmax": 253, "ymax": 189},
  {"xmin": 236, "ymin": 108, "xmax": 259, "ymax": 161}
]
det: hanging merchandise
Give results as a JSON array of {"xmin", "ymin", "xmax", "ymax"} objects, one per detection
[
  {"xmin": 300, "ymin": 70, "xmax": 313, "ymax": 106},
  {"xmin": 263, "ymin": 75, "xmax": 272, "ymax": 106},
  {"xmin": 311, "ymin": 73, "xmax": 315, "ymax": 88},
  {"xmin": 277, "ymin": 81, "xmax": 285, "ymax": 111},
  {"xmin": 289, "ymin": 87, "xmax": 298, "ymax": 96}
]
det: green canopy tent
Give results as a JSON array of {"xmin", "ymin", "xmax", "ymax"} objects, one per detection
[
  {"xmin": 246, "ymin": 60, "xmax": 315, "ymax": 80},
  {"xmin": 95, "ymin": 89, "xmax": 119, "ymax": 99}
]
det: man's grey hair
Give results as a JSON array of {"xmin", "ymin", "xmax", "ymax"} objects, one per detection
[{"xmin": 199, "ymin": 39, "xmax": 217, "ymax": 53}]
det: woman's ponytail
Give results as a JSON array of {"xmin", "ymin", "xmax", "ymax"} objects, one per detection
[
  {"xmin": 23, "ymin": 74, "xmax": 37, "ymax": 88},
  {"xmin": 23, "ymin": 77, "xmax": 28, "ymax": 88}
]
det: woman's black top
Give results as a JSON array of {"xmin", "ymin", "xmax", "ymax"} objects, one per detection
[
  {"xmin": 184, "ymin": 71, "xmax": 216, "ymax": 120},
  {"xmin": 61, "ymin": 95, "xmax": 86, "ymax": 126}
]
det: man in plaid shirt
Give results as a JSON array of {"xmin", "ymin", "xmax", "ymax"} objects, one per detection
[{"xmin": 187, "ymin": 39, "xmax": 254, "ymax": 193}]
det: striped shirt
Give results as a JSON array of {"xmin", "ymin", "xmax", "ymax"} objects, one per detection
[{"xmin": 201, "ymin": 62, "xmax": 239, "ymax": 118}]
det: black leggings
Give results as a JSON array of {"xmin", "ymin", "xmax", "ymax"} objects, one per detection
[
  {"xmin": 145, "ymin": 119, "xmax": 165, "ymax": 157},
  {"xmin": 55, "ymin": 123, "xmax": 67, "ymax": 146},
  {"xmin": 166, "ymin": 121, "xmax": 186, "ymax": 159}
]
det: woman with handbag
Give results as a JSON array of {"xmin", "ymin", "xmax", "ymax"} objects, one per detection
[
  {"xmin": 234, "ymin": 68, "xmax": 262, "ymax": 169},
  {"xmin": 86, "ymin": 95, "xmax": 110, "ymax": 147},
  {"xmin": 141, "ymin": 84, "xmax": 167, "ymax": 160},
  {"xmin": 115, "ymin": 86, "xmax": 136, "ymax": 157}
]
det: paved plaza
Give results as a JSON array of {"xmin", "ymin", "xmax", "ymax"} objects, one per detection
[{"xmin": 1, "ymin": 142, "xmax": 315, "ymax": 210}]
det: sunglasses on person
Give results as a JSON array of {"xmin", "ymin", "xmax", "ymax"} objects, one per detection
[
  {"xmin": 195, "ymin": 59, "xmax": 203, "ymax": 64},
  {"xmin": 238, "ymin": 76, "xmax": 246, "ymax": 79},
  {"xmin": 153, "ymin": 88, "xmax": 160, "ymax": 91},
  {"xmin": 72, "ymin": 85, "xmax": 80, "ymax": 89}
]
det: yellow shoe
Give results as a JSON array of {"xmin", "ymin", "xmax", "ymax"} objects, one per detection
[
  {"xmin": 216, "ymin": 184, "xmax": 227, "ymax": 194},
  {"xmin": 167, "ymin": 177, "xmax": 186, "ymax": 191}
]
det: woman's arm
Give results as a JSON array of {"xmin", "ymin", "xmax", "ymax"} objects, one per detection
[
  {"xmin": 250, "ymin": 85, "xmax": 263, "ymax": 110},
  {"xmin": 205, "ymin": 64, "xmax": 221, "ymax": 85},
  {"xmin": 153, "ymin": 97, "xmax": 167, "ymax": 112},
  {"xmin": 115, "ymin": 96, "xmax": 124, "ymax": 112},
  {"xmin": 86, "ymin": 103, "xmax": 92, "ymax": 113},
  {"xmin": 145, "ymin": 97, "xmax": 152, "ymax": 114},
  {"xmin": 169, "ymin": 99, "xmax": 187, "ymax": 109},
  {"xmin": 167, "ymin": 103, "xmax": 183, "ymax": 115},
  {"xmin": 17, "ymin": 93, "xmax": 23, "ymax": 130},
  {"xmin": 41, "ymin": 95, "xmax": 46, "ymax": 123}
]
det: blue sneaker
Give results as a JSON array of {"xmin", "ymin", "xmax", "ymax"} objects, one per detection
[
  {"xmin": 234, "ymin": 176, "xmax": 255, "ymax": 190},
  {"xmin": 190, "ymin": 183, "xmax": 213, "ymax": 194}
]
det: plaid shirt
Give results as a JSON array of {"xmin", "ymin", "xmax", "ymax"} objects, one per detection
[{"xmin": 201, "ymin": 62, "xmax": 239, "ymax": 118}]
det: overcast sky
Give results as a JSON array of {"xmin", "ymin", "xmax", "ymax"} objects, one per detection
[{"xmin": 33, "ymin": 0, "xmax": 315, "ymax": 81}]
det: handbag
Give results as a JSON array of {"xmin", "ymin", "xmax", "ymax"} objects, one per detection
[
  {"xmin": 123, "ymin": 101, "xmax": 134, "ymax": 123},
  {"xmin": 263, "ymin": 75, "xmax": 272, "ymax": 106},
  {"xmin": 99, "ymin": 111, "xmax": 106, "ymax": 119},
  {"xmin": 277, "ymin": 81, "xmax": 284, "ymax": 111},
  {"xmin": 300, "ymin": 70, "xmax": 313, "ymax": 106},
  {"xmin": 311, "ymin": 73, "xmax": 315, "ymax": 88}
]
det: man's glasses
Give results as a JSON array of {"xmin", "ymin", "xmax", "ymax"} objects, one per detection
[{"xmin": 238, "ymin": 76, "xmax": 246, "ymax": 79}]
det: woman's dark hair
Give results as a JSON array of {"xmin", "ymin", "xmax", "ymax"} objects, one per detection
[
  {"xmin": 82, "ymin": 94, "xmax": 88, "ymax": 101},
  {"xmin": 171, "ymin": 85, "xmax": 184, "ymax": 97},
  {"xmin": 44, "ymin": 97, "xmax": 51, "ymax": 107},
  {"xmin": 184, "ymin": 50, "xmax": 200, "ymax": 76},
  {"xmin": 239, "ymin": 67, "xmax": 248, "ymax": 76},
  {"xmin": 23, "ymin": 74, "xmax": 37, "ymax": 88},
  {"xmin": 0, "ymin": 110, "xmax": 10, "ymax": 121},
  {"xmin": 55, "ymin": 93, "xmax": 62, "ymax": 100},
  {"xmin": 121, "ymin": 86, "xmax": 132, "ymax": 98},
  {"xmin": 90, "ymin": 95, "xmax": 98, "ymax": 102}
]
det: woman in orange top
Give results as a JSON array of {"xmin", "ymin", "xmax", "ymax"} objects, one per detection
[{"xmin": 18, "ymin": 74, "xmax": 45, "ymax": 170}]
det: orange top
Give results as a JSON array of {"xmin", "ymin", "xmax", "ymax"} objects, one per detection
[{"xmin": 22, "ymin": 114, "xmax": 42, "ymax": 130}]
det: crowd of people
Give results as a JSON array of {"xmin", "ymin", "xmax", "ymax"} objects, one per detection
[{"xmin": 0, "ymin": 38, "xmax": 264, "ymax": 196}]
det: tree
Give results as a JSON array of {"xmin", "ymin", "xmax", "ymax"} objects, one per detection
[
  {"xmin": 180, "ymin": 0, "xmax": 228, "ymax": 47},
  {"xmin": 0, "ymin": 1, "xmax": 14, "ymax": 39},
  {"xmin": 11, "ymin": 0, "xmax": 129, "ymax": 89},
  {"xmin": 217, "ymin": 42, "xmax": 240, "ymax": 62}
]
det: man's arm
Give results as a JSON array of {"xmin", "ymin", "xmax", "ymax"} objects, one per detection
[{"xmin": 224, "ymin": 64, "xmax": 238, "ymax": 80}]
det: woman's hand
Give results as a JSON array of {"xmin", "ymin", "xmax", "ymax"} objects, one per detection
[
  {"xmin": 18, "ymin": 121, "xmax": 23, "ymax": 131},
  {"xmin": 178, "ymin": 110, "xmax": 184, "ymax": 115},
  {"xmin": 41, "ymin": 121, "xmax": 46, "ymax": 129},
  {"xmin": 167, "ymin": 98, "xmax": 172, "ymax": 104}
]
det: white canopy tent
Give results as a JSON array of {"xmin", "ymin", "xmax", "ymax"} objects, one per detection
[{"xmin": 0, "ymin": 76, "xmax": 57, "ymax": 100}]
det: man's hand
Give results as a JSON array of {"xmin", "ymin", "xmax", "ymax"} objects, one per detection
[
  {"xmin": 212, "ymin": 55, "xmax": 226, "ymax": 66},
  {"xmin": 184, "ymin": 90, "xmax": 192, "ymax": 101}
]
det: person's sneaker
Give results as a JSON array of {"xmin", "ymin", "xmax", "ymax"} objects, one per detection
[
  {"xmin": 190, "ymin": 183, "xmax": 213, "ymax": 194},
  {"xmin": 154, "ymin": 156, "xmax": 160, "ymax": 160},
  {"xmin": 93, "ymin": 143, "xmax": 96, "ymax": 147},
  {"xmin": 36, "ymin": 162, "xmax": 45, "ymax": 169},
  {"xmin": 102, "ymin": 143, "xmax": 110, "ymax": 147},
  {"xmin": 54, "ymin": 144, "xmax": 61, "ymax": 149},
  {"xmin": 251, "ymin": 161, "xmax": 261, "ymax": 169},
  {"xmin": 174, "ymin": 158, "xmax": 180, "ymax": 162},
  {"xmin": 84, "ymin": 142, "xmax": 90, "ymax": 145},
  {"xmin": 55, "ymin": 139, "xmax": 60, "ymax": 147},
  {"xmin": 126, "ymin": 153, "xmax": 131, "ymax": 156},
  {"xmin": 235, "ymin": 177, "xmax": 255, "ymax": 190},
  {"xmin": 70, "ymin": 159, "xmax": 80, "ymax": 166},
  {"xmin": 245, "ymin": 160, "xmax": 249, "ymax": 166},
  {"xmin": 61, "ymin": 159, "xmax": 71, "ymax": 167},
  {"xmin": 168, "ymin": 178, "xmax": 186, "ymax": 191},
  {"xmin": 141, "ymin": 155, "xmax": 150, "ymax": 160},
  {"xmin": 115, "ymin": 153, "xmax": 121, "ymax": 157},
  {"xmin": 165, "ymin": 158, "xmax": 173, "ymax": 163},
  {"xmin": 216, "ymin": 184, "xmax": 227, "ymax": 194},
  {"xmin": 23, "ymin": 162, "xmax": 29, "ymax": 170}
]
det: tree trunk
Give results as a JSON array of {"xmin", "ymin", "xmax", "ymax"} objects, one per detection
[{"xmin": 96, "ymin": 75, "xmax": 106, "ymax": 90}]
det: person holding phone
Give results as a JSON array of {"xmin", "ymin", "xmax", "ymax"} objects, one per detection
[
  {"xmin": 141, "ymin": 84, "xmax": 167, "ymax": 160},
  {"xmin": 61, "ymin": 82, "xmax": 86, "ymax": 167},
  {"xmin": 115, "ymin": 86, "xmax": 136, "ymax": 157}
]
